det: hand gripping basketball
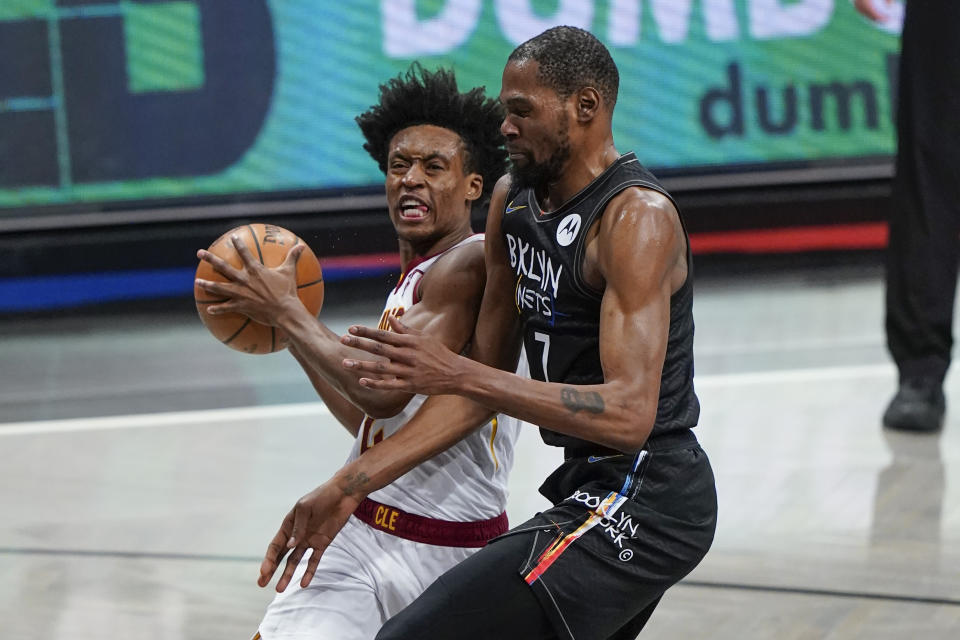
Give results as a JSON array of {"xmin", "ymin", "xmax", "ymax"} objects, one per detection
[{"xmin": 194, "ymin": 223, "xmax": 324, "ymax": 354}]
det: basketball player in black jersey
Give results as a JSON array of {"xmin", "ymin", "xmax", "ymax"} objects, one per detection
[{"xmin": 261, "ymin": 27, "xmax": 718, "ymax": 639}]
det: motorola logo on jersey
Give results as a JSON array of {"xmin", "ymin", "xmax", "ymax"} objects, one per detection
[{"xmin": 556, "ymin": 213, "xmax": 582, "ymax": 247}]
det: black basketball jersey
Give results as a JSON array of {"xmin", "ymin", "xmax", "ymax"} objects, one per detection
[{"xmin": 500, "ymin": 152, "xmax": 699, "ymax": 449}]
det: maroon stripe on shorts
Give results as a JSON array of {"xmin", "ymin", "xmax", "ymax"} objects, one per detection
[{"xmin": 353, "ymin": 497, "xmax": 508, "ymax": 548}]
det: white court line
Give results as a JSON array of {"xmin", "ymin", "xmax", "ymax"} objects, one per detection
[
  {"xmin": 695, "ymin": 334, "xmax": 884, "ymax": 357},
  {"xmin": 0, "ymin": 363, "xmax": 895, "ymax": 437},
  {"xmin": 0, "ymin": 402, "xmax": 330, "ymax": 436},
  {"xmin": 695, "ymin": 363, "xmax": 893, "ymax": 388}
]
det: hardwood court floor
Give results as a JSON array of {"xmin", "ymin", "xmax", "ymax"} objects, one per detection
[{"xmin": 1, "ymin": 260, "xmax": 958, "ymax": 639}]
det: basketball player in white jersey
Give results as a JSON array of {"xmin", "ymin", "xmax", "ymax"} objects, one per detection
[{"xmin": 195, "ymin": 64, "xmax": 521, "ymax": 639}]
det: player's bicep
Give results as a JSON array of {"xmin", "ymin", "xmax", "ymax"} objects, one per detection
[
  {"xmin": 406, "ymin": 287, "xmax": 483, "ymax": 354},
  {"xmin": 596, "ymin": 196, "xmax": 680, "ymax": 391},
  {"xmin": 598, "ymin": 275, "xmax": 671, "ymax": 391},
  {"xmin": 396, "ymin": 248, "xmax": 486, "ymax": 355}
]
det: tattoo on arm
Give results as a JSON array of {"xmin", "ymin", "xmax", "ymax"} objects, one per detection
[
  {"xmin": 561, "ymin": 387, "xmax": 605, "ymax": 414},
  {"xmin": 342, "ymin": 472, "xmax": 370, "ymax": 496}
]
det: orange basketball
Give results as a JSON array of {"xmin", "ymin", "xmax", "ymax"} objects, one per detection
[{"xmin": 194, "ymin": 223, "xmax": 324, "ymax": 354}]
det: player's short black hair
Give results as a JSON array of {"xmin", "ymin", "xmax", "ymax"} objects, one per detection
[
  {"xmin": 356, "ymin": 63, "xmax": 507, "ymax": 203},
  {"xmin": 508, "ymin": 26, "xmax": 619, "ymax": 109}
]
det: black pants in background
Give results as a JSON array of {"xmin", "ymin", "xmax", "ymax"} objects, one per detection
[{"xmin": 885, "ymin": 1, "xmax": 960, "ymax": 383}]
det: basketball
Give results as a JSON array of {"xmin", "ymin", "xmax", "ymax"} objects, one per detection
[{"xmin": 194, "ymin": 223, "xmax": 324, "ymax": 354}]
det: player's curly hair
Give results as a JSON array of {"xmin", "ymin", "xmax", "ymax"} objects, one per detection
[
  {"xmin": 356, "ymin": 63, "xmax": 507, "ymax": 205},
  {"xmin": 508, "ymin": 26, "xmax": 619, "ymax": 110}
]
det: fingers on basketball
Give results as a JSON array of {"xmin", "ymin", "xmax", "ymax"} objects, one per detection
[{"xmin": 194, "ymin": 223, "xmax": 325, "ymax": 354}]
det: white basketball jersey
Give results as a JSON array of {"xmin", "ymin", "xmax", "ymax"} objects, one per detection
[{"xmin": 346, "ymin": 234, "xmax": 523, "ymax": 521}]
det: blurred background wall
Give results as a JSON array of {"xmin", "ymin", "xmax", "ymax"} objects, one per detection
[{"xmin": 0, "ymin": 0, "xmax": 902, "ymax": 314}]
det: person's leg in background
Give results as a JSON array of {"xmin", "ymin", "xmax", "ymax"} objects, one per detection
[{"xmin": 884, "ymin": 0, "xmax": 960, "ymax": 431}]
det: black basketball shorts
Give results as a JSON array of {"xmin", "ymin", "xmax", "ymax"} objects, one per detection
[{"xmin": 377, "ymin": 429, "xmax": 717, "ymax": 640}]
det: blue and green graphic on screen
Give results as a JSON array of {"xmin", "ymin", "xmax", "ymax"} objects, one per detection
[{"xmin": 0, "ymin": 0, "xmax": 901, "ymax": 214}]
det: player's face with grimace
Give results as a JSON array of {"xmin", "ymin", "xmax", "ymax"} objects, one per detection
[{"xmin": 384, "ymin": 124, "xmax": 482, "ymax": 252}]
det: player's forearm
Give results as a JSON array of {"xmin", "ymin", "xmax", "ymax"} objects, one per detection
[
  {"xmin": 289, "ymin": 347, "xmax": 363, "ymax": 435},
  {"xmin": 453, "ymin": 357, "xmax": 655, "ymax": 452},
  {"xmin": 328, "ymin": 394, "xmax": 496, "ymax": 500},
  {"xmin": 278, "ymin": 305, "xmax": 410, "ymax": 418}
]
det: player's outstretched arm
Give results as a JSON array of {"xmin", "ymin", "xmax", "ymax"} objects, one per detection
[
  {"xmin": 256, "ymin": 389, "xmax": 498, "ymax": 592},
  {"xmin": 196, "ymin": 234, "xmax": 485, "ymax": 420},
  {"xmin": 344, "ymin": 187, "xmax": 685, "ymax": 453}
]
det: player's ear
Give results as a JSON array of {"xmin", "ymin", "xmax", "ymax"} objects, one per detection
[
  {"xmin": 575, "ymin": 87, "xmax": 600, "ymax": 122},
  {"xmin": 465, "ymin": 173, "xmax": 483, "ymax": 202}
]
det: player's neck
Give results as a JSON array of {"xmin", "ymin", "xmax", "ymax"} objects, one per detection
[
  {"xmin": 397, "ymin": 225, "xmax": 473, "ymax": 267},
  {"xmin": 539, "ymin": 140, "xmax": 619, "ymax": 213}
]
